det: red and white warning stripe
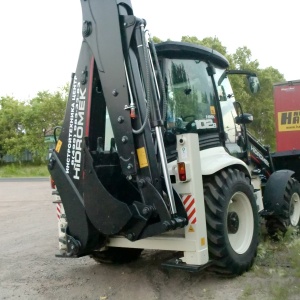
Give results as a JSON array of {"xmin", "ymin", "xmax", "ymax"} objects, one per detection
[
  {"xmin": 56, "ymin": 203, "xmax": 61, "ymax": 220},
  {"xmin": 182, "ymin": 194, "xmax": 197, "ymax": 224}
]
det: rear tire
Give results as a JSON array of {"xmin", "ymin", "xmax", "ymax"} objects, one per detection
[
  {"xmin": 287, "ymin": 179, "xmax": 300, "ymax": 227},
  {"xmin": 91, "ymin": 247, "xmax": 143, "ymax": 264},
  {"xmin": 204, "ymin": 168, "xmax": 259, "ymax": 275},
  {"xmin": 265, "ymin": 178, "xmax": 300, "ymax": 236}
]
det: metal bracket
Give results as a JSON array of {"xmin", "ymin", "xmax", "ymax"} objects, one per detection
[{"xmin": 65, "ymin": 234, "xmax": 81, "ymax": 257}]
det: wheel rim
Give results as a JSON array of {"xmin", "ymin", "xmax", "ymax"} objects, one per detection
[
  {"xmin": 227, "ymin": 192, "xmax": 254, "ymax": 254},
  {"xmin": 290, "ymin": 192, "xmax": 300, "ymax": 227}
]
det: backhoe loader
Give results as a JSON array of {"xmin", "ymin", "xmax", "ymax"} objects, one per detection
[{"xmin": 49, "ymin": 0, "xmax": 264, "ymax": 275}]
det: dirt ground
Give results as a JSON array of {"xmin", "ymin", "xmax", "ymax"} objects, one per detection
[{"xmin": 0, "ymin": 178, "xmax": 299, "ymax": 300}]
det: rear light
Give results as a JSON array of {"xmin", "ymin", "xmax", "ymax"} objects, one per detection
[
  {"xmin": 50, "ymin": 176, "xmax": 56, "ymax": 189},
  {"xmin": 178, "ymin": 162, "xmax": 186, "ymax": 181}
]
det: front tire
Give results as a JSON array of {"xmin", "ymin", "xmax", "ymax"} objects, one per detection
[{"xmin": 204, "ymin": 168, "xmax": 259, "ymax": 275}]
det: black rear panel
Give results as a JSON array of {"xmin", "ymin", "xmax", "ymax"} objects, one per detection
[
  {"xmin": 199, "ymin": 133, "xmax": 222, "ymax": 150},
  {"xmin": 272, "ymin": 150, "xmax": 300, "ymax": 182}
]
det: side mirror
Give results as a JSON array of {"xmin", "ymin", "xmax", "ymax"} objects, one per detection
[
  {"xmin": 247, "ymin": 76, "xmax": 260, "ymax": 94},
  {"xmin": 235, "ymin": 113, "xmax": 253, "ymax": 125}
]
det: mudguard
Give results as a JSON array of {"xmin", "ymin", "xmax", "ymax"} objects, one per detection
[
  {"xmin": 200, "ymin": 147, "xmax": 250, "ymax": 176},
  {"xmin": 168, "ymin": 147, "xmax": 251, "ymax": 177},
  {"xmin": 263, "ymin": 169, "xmax": 294, "ymax": 215}
]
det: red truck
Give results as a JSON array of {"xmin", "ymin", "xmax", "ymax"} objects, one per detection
[
  {"xmin": 274, "ymin": 80, "xmax": 300, "ymax": 152},
  {"xmin": 272, "ymin": 80, "xmax": 300, "ymax": 181}
]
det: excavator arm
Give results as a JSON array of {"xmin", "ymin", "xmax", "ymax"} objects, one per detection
[{"xmin": 48, "ymin": 0, "xmax": 187, "ymax": 256}]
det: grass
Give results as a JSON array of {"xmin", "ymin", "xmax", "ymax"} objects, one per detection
[
  {"xmin": 269, "ymin": 282, "xmax": 291, "ymax": 300},
  {"xmin": 256, "ymin": 226, "xmax": 300, "ymax": 272},
  {"xmin": 239, "ymin": 285, "xmax": 253, "ymax": 299},
  {"xmin": 288, "ymin": 237, "xmax": 300, "ymax": 277},
  {"xmin": 0, "ymin": 163, "xmax": 49, "ymax": 177},
  {"xmin": 239, "ymin": 226, "xmax": 300, "ymax": 299}
]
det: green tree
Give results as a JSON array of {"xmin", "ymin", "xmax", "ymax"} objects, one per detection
[
  {"xmin": 0, "ymin": 86, "xmax": 68, "ymax": 162},
  {"xmin": 0, "ymin": 96, "xmax": 27, "ymax": 161},
  {"xmin": 228, "ymin": 47, "xmax": 284, "ymax": 149},
  {"xmin": 22, "ymin": 89, "xmax": 67, "ymax": 162},
  {"xmin": 152, "ymin": 36, "xmax": 163, "ymax": 43}
]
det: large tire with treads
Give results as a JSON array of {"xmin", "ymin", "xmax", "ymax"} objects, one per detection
[
  {"xmin": 91, "ymin": 247, "xmax": 143, "ymax": 264},
  {"xmin": 266, "ymin": 178, "xmax": 300, "ymax": 236},
  {"xmin": 204, "ymin": 168, "xmax": 259, "ymax": 275}
]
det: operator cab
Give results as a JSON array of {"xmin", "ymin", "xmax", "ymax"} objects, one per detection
[{"xmin": 156, "ymin": 42, "xmax": 244, "ymax": 160}]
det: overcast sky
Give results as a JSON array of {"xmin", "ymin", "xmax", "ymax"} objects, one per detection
[{"xmin": 1, "ymin": 0, "xmax": 299, "ymax": 100}]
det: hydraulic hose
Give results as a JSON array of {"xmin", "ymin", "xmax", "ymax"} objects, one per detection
[
  {"xmin": 132, "ymin": 23, "xmax": 151, "ymax": 135},
  {"xmin": 149, "ymin": 36, "xmax": 167, "ymax": 122}
]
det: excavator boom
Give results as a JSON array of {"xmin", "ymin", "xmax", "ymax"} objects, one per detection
[{"xmin": 49, "ymin": 0, "xmax": 187, "ymax": 256}]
